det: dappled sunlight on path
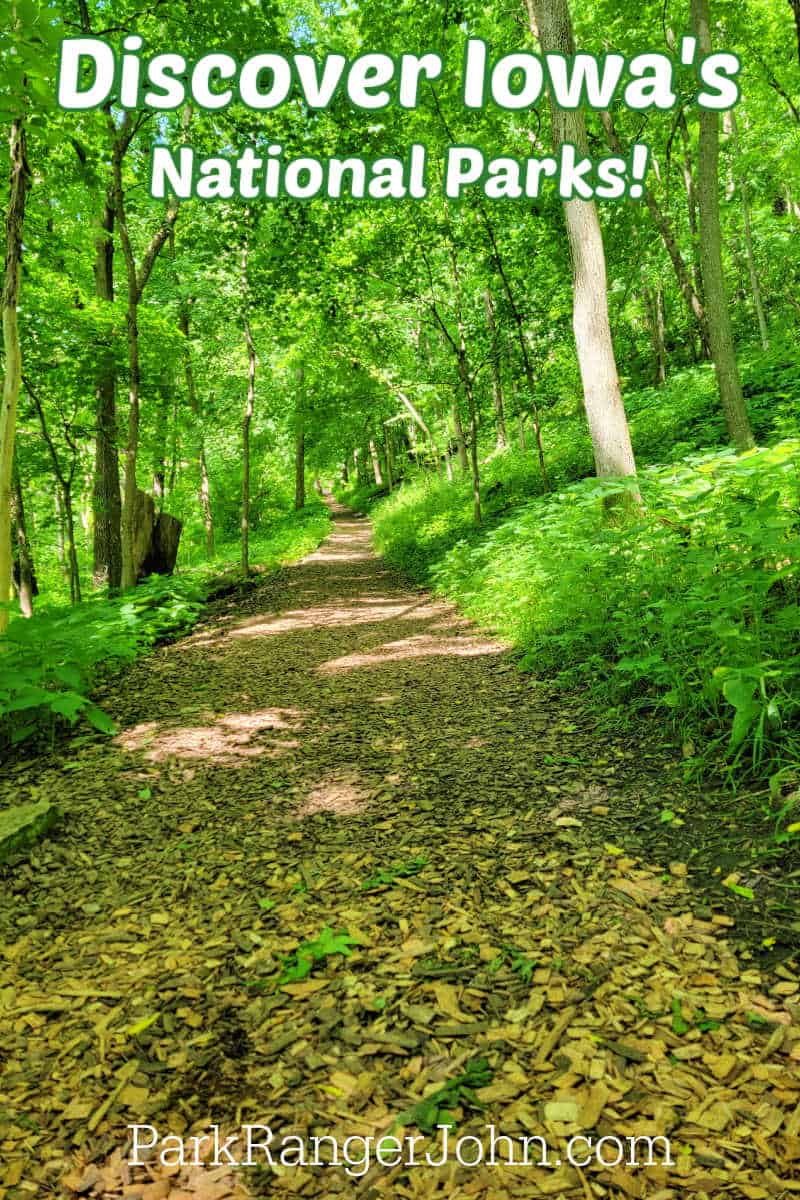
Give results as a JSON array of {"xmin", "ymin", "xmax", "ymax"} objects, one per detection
[{"xmin": 2, "ymin": 500, "xmax": 798, "ymax": 1200}]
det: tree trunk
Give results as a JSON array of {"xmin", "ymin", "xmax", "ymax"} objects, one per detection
[
  {"xmin": 369, "ymin": 438, "xmax": 383, "ymax": 487},
  {"xmin": 464, "ymin": 376, "xmax": 481, "ymax": 524},
  {"xmin": 600, "ymin": 109, "xmax": 711, "ymax": 359},
  {"xmin": 112, "ymin": 117, "xmax": 179, "ymax": 589},
  {"xmin": 453, "ymin": 337, "xmax": 481, "ymax": 521},
  {"xmin": 476, "ymin": 218, "xmax": 549, "ymax": 487},
  {"xmin": 676, "ymin": 112, "xmax": 708, "ymax": 328},
  {"xmin": 166, "ymin": 391, "xmax": 179, "ymax": 498},
  {"xmin": 63, "ymin": 482, "xmax": 82, "ymax": 605},
  {"xmin": 55, "ymin": 489, "xmax": 67, "ymax": 578},
  {"xmin": 11, "ymin": 461, "xmax": 34, "ymax": 616},
  {"xmin": 728, "ymin": 114, "xmax": 769, "ymax": 351},
  {"xmin": 740, "ymin": 177, "xmax": 769, "ymax": 352},
  {"xmin": 530, "ymin": 0, "xmax": 638, "ymax": 487},
  {"xmin": 178, "ymin": 302, "xmax": 214, "ymax": 557},
  {"xmin": 484, "ymin": 288, "xmax": 508, "ymax": 450},
  {"xmin": 294, "ymin": 365, "xmax": 305, "ymax": 510},
  {"xmin": 242, "ymin": 313, "xmax": 256, "ymax": 575},
  {"xmin": 92, "ymin": 195, "xmax": 123, "ymax": 592},
  {"xmin": 449, "ymin": 244, "xmax": 482, "ymax": 520},
  {"xmin": 77, "ymin": 0, "xmax": 121, "ymax": 591},
  {"xmin": 342, "ymin": 458, "xmax": 349, "ymax": 485},
  {"xmin": 643, "ymin": 285, "xmax": 667, "ymax": 385},
  {"xmin": 0, "ymin": 117, "xmax": 28, "ymax": 632},
  {"xmin": 152, "ymin": 370, "xmax": 171, "ymax": 508},
  {"xmin": 27, "ymin": 377, "xmax": 83, "ymax": 604},
  {"xmin": 690, "ymin": 0, "xmax": 756, "ymax": 452},
  {"xmin": 790, "ymin": 0, "xmax": 800, "ymax": 67},
  {"xmin": 655, "ymin": 286, "xmax": 667, "ymax": 384},
  {"xmin": 390, "ymin": 386, "xmax": 442, "ymax": 471},
  {"xmin": 383, "ymin": 424, "xmax": 395, "ymax": 490},
  {"xmin": 452, "ymin": 397, "xmax": 468, "ymax": 473},
  {"xmin": 119, "ymin": 294, "xmax": 141, "ymax": 590}
]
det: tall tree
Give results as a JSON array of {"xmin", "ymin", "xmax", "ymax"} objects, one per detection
[
  {"xmin": 177, "ymin": 298, "xmax": 215, "ymax": 557},
  {"xmin": 11, "ymin": 462, "xmax": 34, "ymax": 617},
  {"xmin": 690, "ymin": 0, "xmax": 756, "ymax": 451},
  {"xmin": 727, "ymin": 112, "xmax": 769, "ymax": 351},
  {"xmin": 241, "ymin": 242, "xmax": 256, "ymax": 576},
  {"xmin": 790, "ymin": 0, "xmax": 800, "ymax": 66},
  {"xmin": 110, "ymin": 114, "xmax": 179, "ymax": 589},
  {"xmin": 91, "ymin": 192, "xmax": 123, "ymax": 591},
  {"xmin": 25, "ymin": 378, "xmax": 83, "ymax": 604},
  {"xmin": 484, "ymin": 288, "xmax": 508, "ymax": 450},
  {"xmin": 600, "ymin": 109, "xmax": 711, "ymax": 359},
  {"xmin": 294, "ymin": 364, "xmax": 306, "ymax": 510},
  {"xmin": 0, "ymin": 114, "xmax": 29, "ymax": 632},
  {"xmin": 72, "ymin": 0, "xmax": 123, "ymax": 593},
  {"xmin": 528, "ymin": 0, "xmax": 638, "ymax": 484}
]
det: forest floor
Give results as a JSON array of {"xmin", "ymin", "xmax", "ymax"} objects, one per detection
[{"xmin": 1, "ymin": 501, "xmax": 799, "ymax": 1200}]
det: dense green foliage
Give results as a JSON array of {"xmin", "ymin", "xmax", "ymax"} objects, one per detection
[
  {"xmin": 0, "ymin": 577, "xmax": 206, "ymax": 749},
  {"xmin": 348, "ymin": 352, "xmax": 800, "ymax": 787},
  {"xmin": 0, "ymin": 501, "xmax": 329, "ymax": 750},
  {"xmin": 2, "ymin": 0, "xmax": 799, "ymax": 801}
]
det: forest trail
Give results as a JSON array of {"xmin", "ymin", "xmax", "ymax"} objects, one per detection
[{"xmin": 1, "ymin": 502, "xmax": 798, "ymax": 1199}]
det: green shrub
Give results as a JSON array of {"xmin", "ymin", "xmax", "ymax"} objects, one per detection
[
  {"xmin": 423, "ymin": 441, "xmax": 800, "ymax": 781},
  {"xmin": 356, "ymin": 346, "xmax": 800, "ymax": 785},
  {"xmin": 0, "ymin": 575, "xmax": 209, "ymax": 750},
  {"xmin": 1, "ymin": 501, "xmax": 331, "ymax": 752},
  {"xmin": 182, "ymin": 500, "xmax": 330, "ymax": 572}
]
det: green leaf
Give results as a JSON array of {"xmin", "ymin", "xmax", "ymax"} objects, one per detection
[
  {"xmin": 671, "ymin": 997, "xmax": 691, "ymax": 1036},
  {"xmin": 84, "ymin": 705, "xmax": 117, "ymax": 735},
  {"xmin": 48, "ymin": 692, "xmax": 87, "ymax": 722},
  {"xmin": 361, "ymin": 856, "xmax": 428, "ymax": 890}
]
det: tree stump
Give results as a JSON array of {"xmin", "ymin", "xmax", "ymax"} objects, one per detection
[{"xmin": 132, "ymin": 490, "xmax": 183, "ymax": 581}]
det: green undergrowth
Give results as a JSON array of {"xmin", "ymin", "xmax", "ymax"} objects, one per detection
[
  {"xmin": 0, "ymin": 503, "xmax": 331, "ymax": 754},
  {"xmin": 181, "ymin": 500, "xmax": 331, "ymax": 574},
  {"xmin": 344, "ymin": 343, "xmax": 799, "ymax": 569},
  {"xmin": 344, "ymin": 352, "xmax": 800, "ymax": 794}
]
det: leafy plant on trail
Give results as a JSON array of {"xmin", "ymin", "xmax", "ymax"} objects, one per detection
[
  {"xmin": 671, "ymin": 996, "xmax": 723, "ymax": 1035},
  {"xmin": 360, "ymin": 857, "xmax": 428, "ymax": 890},
  {"xmin": 276, "ymin": 927, "xmax": 362, "ymax": 987},
  {"xmin": 487, "ymin": 945, "xmax": 538, "ymax": 983},
  {"xmin": 394, "ymin": 1058, "xmax": 493, "ymax": 1135}
]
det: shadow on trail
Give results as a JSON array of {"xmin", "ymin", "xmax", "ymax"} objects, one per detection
[
  {"xmin": 102, "ymin": 503, "xmax": 537, "ymax": 828},
  {"xmin": 7, "ymin": 501, "xmax": 792, "ymax": 1200},
  {"xmin": 0, "ymin": 502, "xmax": 659, "ymax": 929}
]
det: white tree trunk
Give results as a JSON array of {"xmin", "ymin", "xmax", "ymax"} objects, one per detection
[{"xmin": 530, "ymin": 0, "xmax": 638, "ymax": 483}]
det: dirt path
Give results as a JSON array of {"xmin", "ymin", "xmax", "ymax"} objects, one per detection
[{"xmin": 1, "ymin": 502, "xmax": 799, "ymax": 1199}]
